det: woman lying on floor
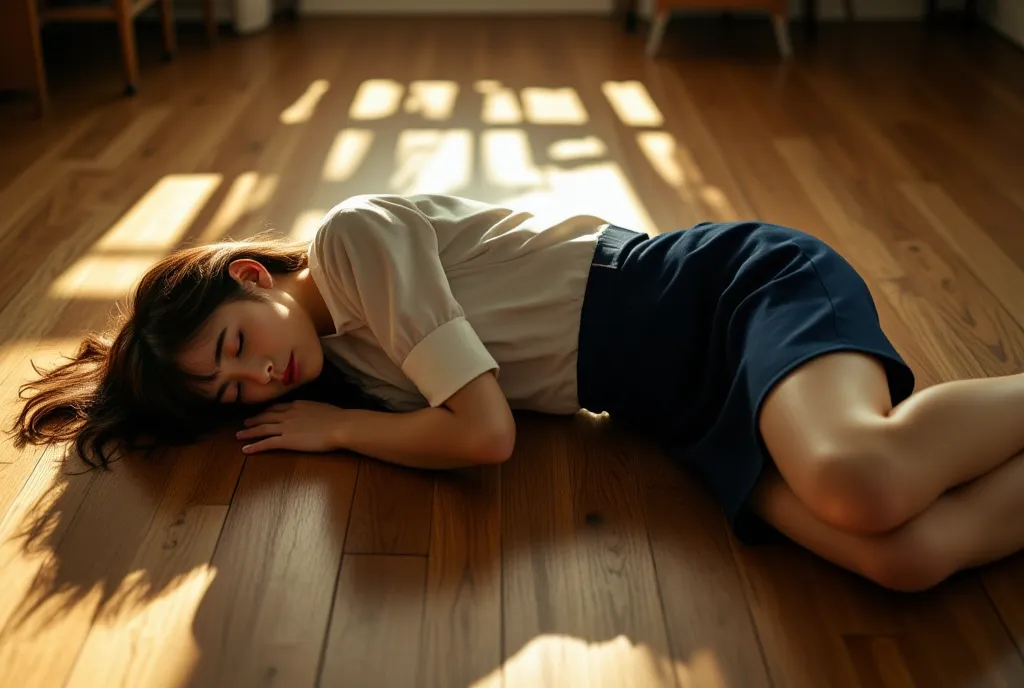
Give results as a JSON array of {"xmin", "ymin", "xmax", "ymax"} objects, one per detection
[{"xmin": 14, "ymin": 193, "xmax": 1024, "ymax": 592}]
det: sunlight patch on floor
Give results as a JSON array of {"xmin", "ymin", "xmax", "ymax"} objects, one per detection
[
  {"xmin": 637, "ymin": 131, "xmax": 689, "ymax": 188},
  {"xmin": 521, "ymin": 87, "xmax": 589, "ymax": 125},
  {"xmin": 482, "ymin": 130, "xmax": 544, "ymax": 187},
  {"xmin": 471, "ymin": 633, "xmax": 724, "ymax": 688},
  {"xmin": 476, "ymin": 80, "xmax": 523, "ymax": 125},
  {"xmin": 602, "ymin": 80, "xmax": 665, "ymax": 128},
  {"xmin": 405, "ymin": 80, "xmax": 459, "ymax": 121},
  {"xmin": 49, "ymin": 174, "xmax": 222, "ymax": 299},
  {"xmin": 199, "ymin": 172, "xmax": 279, "ymax": 243},
  {"xmin": 390, "ymin": 129, "xmax": 473, "ymax": 195},
  {"xmin": 280, "ymin": 79, "xmax": 330, "ymax": 125},
  {"xmin": 497, "ymin": 160, "xmax": 656, "ymax": 234},
  {"xmin": 322, "ymin": 129, "xmax": 375, "ymax": 183},
  {"xmin": 50, "ymin": 256, "xmax": 161, "ymax": 299},
  {"xmin": 637, "ymin": 131, "xmax": 737, "ymax": 222},
  {"xmin": 548, "ymin": 136, "xmax": 607, "ymax": 161},
  {"xmin": 95, "ymin": 174, "xmax": 222, "ymax": 251},
  {"xmin": 350, "ymin": 79, "xmax": 405, "ymax": 121}
]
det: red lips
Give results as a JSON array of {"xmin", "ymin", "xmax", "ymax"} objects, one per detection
[{"xmin": 283, "ymin": 353, "xmax": 298, "ymax": 386}]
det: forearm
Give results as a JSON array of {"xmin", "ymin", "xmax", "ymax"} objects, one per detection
[{"xmin": 334, "ymin": 406, "xmax": 509, "ymax": 469}]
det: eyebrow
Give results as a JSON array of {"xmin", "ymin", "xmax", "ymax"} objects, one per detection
[{"xmin": 214, "ymin": 327, "xmax": 229, "ymax": 403}]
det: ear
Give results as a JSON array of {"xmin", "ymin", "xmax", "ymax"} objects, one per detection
[{"xmin": 227, "ymin": 259, "xmax": 274, "ymax": 289}]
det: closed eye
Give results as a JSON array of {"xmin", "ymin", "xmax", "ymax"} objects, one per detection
[{"xmin": 234, "ymin": 331, "xmax": 245, "ymax": 404}]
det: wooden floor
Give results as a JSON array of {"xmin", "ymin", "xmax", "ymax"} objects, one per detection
[{"xmin": 1, "ymin": 13, "xmax": 1024, "ymax": 688}]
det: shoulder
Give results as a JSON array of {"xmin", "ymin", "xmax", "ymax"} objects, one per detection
[
  {"xmin": 308, "ymin": 194, "xmax": 412, "ymax": 258},
  {"xmin": 308, "ymin": 194, "xmax": 470, "ymax": 273},
  {"xmin": 318, "ymin": 193, "xmax": 408, "ymax": 232},
  {"xmin": 320, "ymin": 193, "xmax": 505, "ymax": 227},
  {"xmin": 310, "ymin": 193, "xmax": 511, "ymax": 251}
]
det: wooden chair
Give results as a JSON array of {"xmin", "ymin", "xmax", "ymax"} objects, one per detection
[
  {"xmin": 0, "ymin": 0, "xmax": 217, "ymax": 114},
  {"xmin": 646, "ymin": 0, "xmax": 794, "ymax": 58},
  {"xmin": 43, "ymin": 0, "xmax": 175, "ymax": 97}
]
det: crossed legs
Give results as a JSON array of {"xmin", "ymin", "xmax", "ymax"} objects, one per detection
[{"xmin": 751, "ymin": 352, "xmax": 1024, "ymax": 591}]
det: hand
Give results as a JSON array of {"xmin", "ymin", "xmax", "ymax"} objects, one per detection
[{"xmin": 236, "ymin": 400, "xmax": 347, "ymax": 454}]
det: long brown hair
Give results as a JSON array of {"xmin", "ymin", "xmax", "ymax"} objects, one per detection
[{"xmin": 11, "ymin": 233, "xmax": 375, "ymax": 468}]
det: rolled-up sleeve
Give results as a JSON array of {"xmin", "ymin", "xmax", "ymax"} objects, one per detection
[{"xmin": 309, "ymin": 196, "xmax": 499, "ymax": 407}]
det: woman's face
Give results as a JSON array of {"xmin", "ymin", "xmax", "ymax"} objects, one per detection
[{"xmin": 177, "ymin": 260, "xmax": 326, "ymax": 406}]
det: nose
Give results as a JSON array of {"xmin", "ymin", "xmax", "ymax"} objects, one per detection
[{"xmin": 238, "ymin": 358, "xmax": 274, "ymax": 385}]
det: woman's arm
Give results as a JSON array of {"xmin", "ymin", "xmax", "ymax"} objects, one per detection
[
  {"xmin": 237, "ymin": 372, "xmax": 516, "ymax": 469},
  {"xmin": 335, "ymin": 372, "xmax": 515, "ymax": 468}
]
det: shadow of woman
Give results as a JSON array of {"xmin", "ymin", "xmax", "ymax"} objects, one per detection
[
  {"xmin": 309, "ymin": 411, "xmax": 775, "ymax": 688},
  {"xmin": 3, "ymin": 395, "xmax": 1014, "ymax": 687}
]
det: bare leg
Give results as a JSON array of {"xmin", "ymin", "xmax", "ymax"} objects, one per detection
[
  {"xmin": 750, "ymin": 450, "xmax": 1024, "ymax": 592},
  {"xmin": 758, "ymin": 352, "xmax": 1024, "ymax": 534}
]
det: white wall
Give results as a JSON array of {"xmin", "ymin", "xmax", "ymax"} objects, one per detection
[
  {"xmin": 978, "ymin": 0, "xmax": 1024, "ymax": 48},
  {"xmin": 301, "ymin": 0, "xmax": 614, "ymax": 14},
  {"xmin": 635, "ymin": 0, "xmax": 962, "ymax": 20}
]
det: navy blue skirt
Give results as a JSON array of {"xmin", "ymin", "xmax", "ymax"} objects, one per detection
[{"xmin": 576, "ymin": 222, "xmax": 916, "ymax": 544}]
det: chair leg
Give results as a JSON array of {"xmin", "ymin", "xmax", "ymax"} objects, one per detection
[
  {"xmin": 773, "ymin": 13, "xmax": 793, "ymax": 59},
  {"xmin": 843, "ymin": 0, "xmax": 854, "ymax": 21},
  {"xmin": 113, "ymin": 0, "xmax": 139, "ymax": 95},
  {"xmin": 160, "ymin": 0, "xmax": 176, "ymax": 60},
  {"xmin": 646, "ymin": 11, "xmax": 670, "ymax": 58},
  {"xmin": 205, "ymin": 0, "xmax": 218, "ymax": 44}
]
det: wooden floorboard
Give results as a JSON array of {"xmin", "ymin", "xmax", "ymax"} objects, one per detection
[{"xmin": 1, "ymin": 14, "xmax": 1023, "ymax": 687}]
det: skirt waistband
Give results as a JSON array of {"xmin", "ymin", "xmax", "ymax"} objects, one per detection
[
  {"xmin": 591, "ymin": 224, "xmax": 647, "ymax": 268},
  {"xmin": 576, "ymin": 224, "xmax": 648, "ymax": 414}
]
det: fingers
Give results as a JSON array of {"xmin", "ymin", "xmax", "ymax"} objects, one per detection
[
  {"xmin": 241, "ymin": 436, "xmax": 285, "ymax": 454},
  {"xmin": 237, "ymin": 423, "xmax": 280, "ymax": 440}
]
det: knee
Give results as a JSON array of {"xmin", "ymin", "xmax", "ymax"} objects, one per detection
[
  {"xmin": 860, "ymin": 527, "xmax": 953, "ymax": 593},
  {"xmin": 797, "ymin": 429, "xmax": 912, "ymax": 535}
]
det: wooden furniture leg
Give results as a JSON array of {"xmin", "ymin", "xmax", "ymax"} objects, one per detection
[
  {"xmin": 773, "ymin": 12, "xmax": 792, "ymax": 58},
  {"xmin": 0, "ymin": 0, "xmax": 48, "ymax": 114},
  {"xmin": 112, "ymin": 0, "xmax": 140, "ymax": 95},
  {"xmin": 646, "ymin": 10, "xmax": 671, "ymax": 57},
  {"xmin": 160, "ymin": 0, "xmax": 176, "ymax": 59}
]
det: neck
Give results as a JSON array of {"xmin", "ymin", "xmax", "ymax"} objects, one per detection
[{"xmin": 278, "ymin": 269, "xmax": 335, "ymax": 336}]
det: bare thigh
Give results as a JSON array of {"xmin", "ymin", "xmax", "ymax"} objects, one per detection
[{"xmin": 757, "ymin": 351, "xmax": 904, "ymax": 533}]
